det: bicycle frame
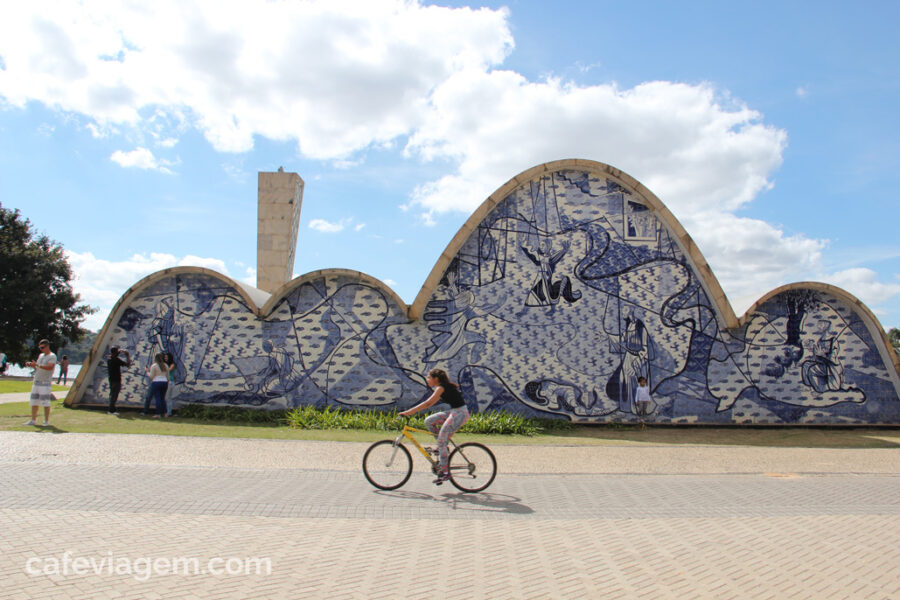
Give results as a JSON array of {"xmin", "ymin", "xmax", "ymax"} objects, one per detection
[{"xmin": 393, "ymin": 423, "xmax": 452, "ymax": 468}]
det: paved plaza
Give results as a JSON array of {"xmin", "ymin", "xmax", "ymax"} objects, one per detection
[{"xmin": 1, "ymin": 431, "xmax": 898, "ymax": 599}]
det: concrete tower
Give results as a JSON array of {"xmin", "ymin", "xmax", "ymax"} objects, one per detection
[{"xmin": 257, "ymin": 169, "xmax": 304, "ymax": 293}]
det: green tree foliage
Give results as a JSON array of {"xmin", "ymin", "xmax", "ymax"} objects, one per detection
[
  {"xmin": 888, "ymin": 328, "xmax": 900, "ymax": 355},
  {"xmin": 0, "ymin": 205, "xmax": 95, "ymax": 364}
]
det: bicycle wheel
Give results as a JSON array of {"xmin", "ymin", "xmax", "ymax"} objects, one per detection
[
  {"xmin": 448, "ymin": 442, "xmax": 497, "ymax": 492},
  {"xmin": 363, "ymin": 440, "xmax": 413, "ymax": 490}
]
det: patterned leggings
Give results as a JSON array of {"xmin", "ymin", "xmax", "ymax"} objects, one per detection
[{"xmin": 425, "ymin": 406, "xmax": 470, "ymax": 471}]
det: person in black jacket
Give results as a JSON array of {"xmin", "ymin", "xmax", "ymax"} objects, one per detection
[{"xmin": 107, "ymin": 347, "xmax": 131, "ymax": 415}]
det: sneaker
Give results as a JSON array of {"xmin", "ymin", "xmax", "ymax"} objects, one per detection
[
  {"xmin": 23, "ymin": 419, "xmax": 36, "ymax": 426},
  {"xmin": 41, "ymin": 422, "xmax": 50, "ymax": 427},
  {"xmin": 432, "ymin": 470, "xmax": 450, "ymax": 485},
  {"xmin": 108, "ymin": 411, "xmax": 119, "ymax": 416}
]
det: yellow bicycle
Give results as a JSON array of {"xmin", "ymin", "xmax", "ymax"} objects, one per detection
[{"xmin": 362, "ymin": 418, "xmax": 497, "ymax": 493}]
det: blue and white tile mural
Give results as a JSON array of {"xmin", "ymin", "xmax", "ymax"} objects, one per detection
[{"xmin": 73, "ymin": 163, "xmax": 900, "ymax": 424}]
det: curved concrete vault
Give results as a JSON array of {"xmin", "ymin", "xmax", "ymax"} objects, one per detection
[{"xmin": 68, "ymin": 160, "xmax": 900, "ymax": 424}]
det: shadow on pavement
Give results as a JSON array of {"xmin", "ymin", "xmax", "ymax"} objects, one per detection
[{"xmin": 375, "ymin": 489, "xmax": 534, "ymax": 514}]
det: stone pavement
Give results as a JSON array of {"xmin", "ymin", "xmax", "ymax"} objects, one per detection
[{"xmin": 0, "ymin": 432, "xmax": 898, "ymax": 599}]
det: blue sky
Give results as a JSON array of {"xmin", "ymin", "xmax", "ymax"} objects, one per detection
[{"xmin": 1, "ymin": 0, "xmax": 899, "ymax": 333}]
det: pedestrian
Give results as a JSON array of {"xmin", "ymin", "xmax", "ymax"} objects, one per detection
[
  {"xmin": 164, "ymin": 352, "xmax": 176, "ymax": 417},
  {"xmin": 146, "ymin": 352, "xmax": 170, "ymax": 418},
  {"xmin": 634, "ymin": 376, "xmax": 653, "ymax": 425},
  {"xmin": 24, "ymin": 339, "xmax": 56, "ymax": 427},
  {"xmin": 107, "ymin": 347, "xmax": 131, "ymax": 415},
  {"xmin": 57, "ymin": 355, "xmax": 69, "ymax": 385},
  {"xmin": 141, "ymin": 367, "xmax": 154, "ymax": 415},
  {"xmin": 0, "ymin": 351, "xmax": 7, "ymax": 375}
]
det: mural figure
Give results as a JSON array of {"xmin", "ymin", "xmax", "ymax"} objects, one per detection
[
  {"xmin": 801, "ymin": 320, "xmax": 844, "ymax": 393},
  {"xmin": 256, "ymin": 339, "xmax": 304, "ymax": 396},
  {"xmin": 609, "ymin": 306, "xmax": 654, "ymax": 414},
  {"xmin": 148, "ymin": 298, "xmax": 186, "ymax": 384},
  {"xmin": 709, "ymin": 294, "xmax": 868, "ymax": 414},
  {"xmin": 424, "ymin": 265, "xmax": 499, "ymax": 364},
  {"xmin": 626, "ymin": 202, "xmax": 657, "ymax": 240},
  {"xmin": 118, "ymin": 307, "xmax": 149, "ymax": 355},
  {"xmin": 524, "ymin": 378, "xmax": 599, "ymax": 416},
  {"xmin": 73, "ymin": 162, "xmax": 900, "ymax": 425},
  {"xmin": 522, "ymin": 237, "xmax": 581, "ymax": 307}
]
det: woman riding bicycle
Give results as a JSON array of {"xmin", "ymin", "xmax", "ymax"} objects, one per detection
[{"xmin": 400, "ymin": 368, "xmax": 469, "ymax": 484}]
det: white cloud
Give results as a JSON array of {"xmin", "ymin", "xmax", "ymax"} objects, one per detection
[
  {"xmin": 309, "ymin": 218, "xmax": 347, "ymax": 233},
  {"xmin": 684, "ymin": 211, "xmax": 825, "ymax": 312},
  {"xmin": 406, "ymin": 74, "xmax": 786, "ymax": 219},
  {"xmin": 66, "ymin": 250, "xmax": 229, "ymax": 330},
  {"xmin": 0, "ymin": 0, "xmax": 512, "ymax": 157},
  {"xmin": 241, "ymin": 266, "xmax": 257, "ymax": 287},
  {"xmin": 308, "ymin": 217, "xmax": 365, "ymax": 234},
  {"xmin": 110, "ymin": 147, "xmax": 175, "ymax": 173},
  {"xmin": 823, "ymin": 268, "xmax": 900, "ymax": 307},
  {"xmin": 796, "ymin": 86, "xmax": 808, "ymax": 98},
  {"xmin": 177, "ymin": 254, "xmax": 228, "ymax": 272},
  {"xmin": 221, "ymin": 162, "xmax": 247, "ymax": 183},
  {"xmin": 383, "ymin": 278, "xmax": 397, "ymax": 287}
]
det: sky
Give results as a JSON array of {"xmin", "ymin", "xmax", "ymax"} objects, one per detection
[{"xmin": 1, "ymin": 0, "xmax": 899, "ymax": 334}]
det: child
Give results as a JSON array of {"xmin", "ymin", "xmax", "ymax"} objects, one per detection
[{"xmin": 634, "ymin": 376, "xmax": 653, "ymax": 422}]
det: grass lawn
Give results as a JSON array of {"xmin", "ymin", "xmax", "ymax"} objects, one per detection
[
  {"xmin": 0, "ymin": 380, "xmax": 69, "ymax": 393},
  {"xmin": 1, "ymin": 400, "xmax": 898, "ymax": 448}
]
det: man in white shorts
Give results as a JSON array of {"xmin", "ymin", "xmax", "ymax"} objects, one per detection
[{"xmin": 25, "ymin": 339, "xmax": 56, "ymax": 427}]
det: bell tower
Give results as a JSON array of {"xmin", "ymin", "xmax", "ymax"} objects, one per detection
[{"xmin": 257, "ymin": 169, "xmax": 304, "ymax": 293}]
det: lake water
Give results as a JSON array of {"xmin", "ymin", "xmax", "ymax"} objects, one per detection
[{"xmin": 4, "ymin": 363, "xmax": 82, "ymax": 381}]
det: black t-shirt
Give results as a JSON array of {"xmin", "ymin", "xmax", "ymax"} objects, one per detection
[
  {"xmin": 440, "ymin": 384, "xmax": 466, "ymax": 408},
  {"xmin": 108, "ymin": 356, "xmax": 128, "ymax": 383}
]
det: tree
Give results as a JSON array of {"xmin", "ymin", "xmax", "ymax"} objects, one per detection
[
  {"xmin": 0, "ymin": 205, "xmax": 95, "ymax": 364},
  {"xmin": 888, "ymin": 328, "xmax": 900, "ymax": 355}
]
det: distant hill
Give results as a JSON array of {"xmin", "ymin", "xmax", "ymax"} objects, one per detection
[{"xmin": 58, "ymin": 331, "xmax": 97, "ymax": 363}]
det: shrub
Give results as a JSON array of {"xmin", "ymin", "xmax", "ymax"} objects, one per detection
[
  {"xmin": 177, "ymin": 403, "xmax": 573, "ymax": 436},
  {"xmin": 283, "ymin": 406, "xmax": 572, "ymax": 436}
]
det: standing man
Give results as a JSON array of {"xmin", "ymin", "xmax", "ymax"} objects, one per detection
[
  {"xmin": 24, "ymin": 339, "xmax": 56, "ymax": 427},
  {"xmin": 107, "ymin": 346, "xmax": 131, "ymax": 416}
]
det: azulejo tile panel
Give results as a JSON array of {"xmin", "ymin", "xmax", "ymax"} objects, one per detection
[{"xmin": 75, "ymin": 165, "xmax": 900, "ymax": 424}]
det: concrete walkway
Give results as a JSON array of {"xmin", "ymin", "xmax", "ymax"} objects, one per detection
[
  {"xmin": 0, "ymin": 430, "xmax": 897, "ymax": 475},
  {"xmin": 0, "ymin": 393, "xmax": 32, "ymax": 404},
  {"xmin": 1, "ymin": 431, "xmax": 898, "ymax": 599},
  {"xmin": 0, "ymin": 390, "xmax": 68, "ymax": 405}
]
